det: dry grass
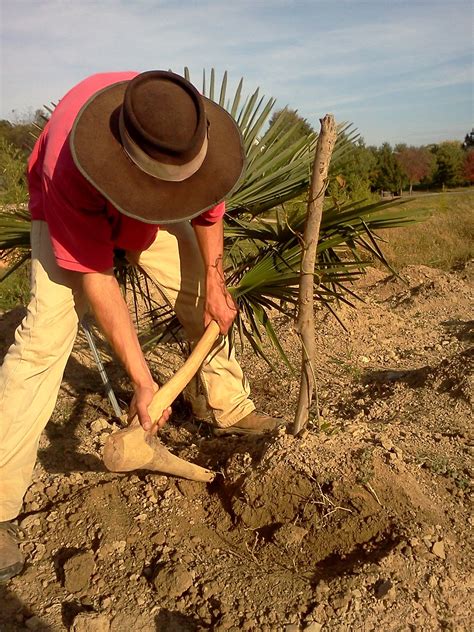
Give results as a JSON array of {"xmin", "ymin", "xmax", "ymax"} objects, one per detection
[{"xmin": 376, "ymin": 189, "xmax": 474, "ymax": 270}]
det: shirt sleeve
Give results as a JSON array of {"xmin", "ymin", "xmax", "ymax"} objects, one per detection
[
  {"xmin": 191, "ymin": 201, "xmax": 225, "ymax": 226},
  {"xmin": 27, "ymin": 128, "xmax": 48, "ymax": 219}
]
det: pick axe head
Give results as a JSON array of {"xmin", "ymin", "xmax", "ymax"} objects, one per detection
[{"xmin": 102, "ymin": 321, "xmax": 221, "ymax": 482}]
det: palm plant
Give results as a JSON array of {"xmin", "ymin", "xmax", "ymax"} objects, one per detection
[
  {"xmin": 185, "ymin": 68, "xmax": 424, "ymax": 365},
  {"xmin": 0, "ymin": 68, "xmax": 424, "ymax": 367}
]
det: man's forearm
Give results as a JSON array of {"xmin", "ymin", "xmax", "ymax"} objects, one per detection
[
  {"xmin": 193, "ymin": 219, "xmax": 237, "ymax": 334},
  {"xmin": 193, "ymin": 218, "xmax": 225, "ymax": 274},
  {"xmin": 79, "ymin": 269, "xmax": 153, "ymax": 389}
]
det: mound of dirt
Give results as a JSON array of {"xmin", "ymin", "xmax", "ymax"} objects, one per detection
[{"xmin": 1, "ymin": 263, "xmax": 472, "ymax": 631}]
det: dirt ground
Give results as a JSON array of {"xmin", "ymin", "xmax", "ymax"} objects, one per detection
[{"xmin": 0, "ymin": 263, "xmax": 472, "ymax": 632}]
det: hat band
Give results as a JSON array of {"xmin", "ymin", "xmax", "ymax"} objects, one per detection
[{"xmin": 119, "ymin": 110, "xmax": 208, "ymax": 182}]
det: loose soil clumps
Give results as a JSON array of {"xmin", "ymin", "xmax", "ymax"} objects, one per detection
[{"xmin": 0, "ymin": 263, "xmax": 472, "ymax": 631}]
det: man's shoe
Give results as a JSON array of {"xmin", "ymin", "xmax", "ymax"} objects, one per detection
[
  {"xmin": 213, "ymin": 411, "xmax": 286, "ymax": 436},
  {"xmin": 0, "ymin": 522, "xmax": 24, "ymax": 582}
]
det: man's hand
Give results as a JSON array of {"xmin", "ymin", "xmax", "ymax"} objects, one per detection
[
  {"xmin": 204, "ymin": 259, "xmax": 237, "ymax": 334},
  {"xmin": 128, "ymin": 381, "xmax": 172, "ymax": 434}
]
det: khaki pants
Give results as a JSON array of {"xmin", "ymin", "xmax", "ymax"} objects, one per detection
[{"xmin": 0, "ymin": 220, "xmax": 254, "ymax": 521}]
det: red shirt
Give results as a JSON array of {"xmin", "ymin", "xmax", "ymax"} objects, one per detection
[{"xmin": 28, "ymin": 72, "xmax": 225, "ymax": 273}]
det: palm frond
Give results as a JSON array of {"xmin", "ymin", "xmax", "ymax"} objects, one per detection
[
  {"xmin": 0, "ymin": 207, "xmax": 31, "ymax": 252},
  {"xmin": 0, "ymin": 68, "xmax": 426, "ymax": 371}
]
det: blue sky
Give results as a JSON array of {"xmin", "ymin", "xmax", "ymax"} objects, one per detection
[{"xmin": 1, "ymin": 0, "xmax": 472, "ymax": 145}]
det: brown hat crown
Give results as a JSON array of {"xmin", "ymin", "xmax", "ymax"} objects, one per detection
[
  {"xmin": 122, "ymin": 71, "xmax": 207, "ymax": 166},
  {"xmin": 71, "ymin": 69, "xmax": 245, "ymax": 223}
]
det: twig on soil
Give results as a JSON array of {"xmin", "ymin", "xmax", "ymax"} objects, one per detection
[
  {"xmin": 316, "ymin": 482, "xmax": 354, "ymax": 518},
  {"xmin": 295, "ymin": 479, "xmax": 354, "ymax": 519},
  {"xmin": 216, "ymin": 531, "xmax": 262, "ymax": 567},
  {"xmin": 245, "ymin": 532, "xmax": 261, "ymax": 565},
  {"xmin": 365, "ymin": 481, "xmax": 383, "ymax": 507}
]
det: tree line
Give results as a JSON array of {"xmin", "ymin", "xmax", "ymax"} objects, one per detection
[
  {"xmin": 268, "ymin": 108, "xmax": 474, "ymax": 199},
  {"xmin": 1, "ymin": 108, "xmax": 473, "ymax": 207}
]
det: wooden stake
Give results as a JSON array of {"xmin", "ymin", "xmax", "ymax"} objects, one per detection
[{"xmin": 293, "ymin": 114, "xmax": 337, "ymax": 436}]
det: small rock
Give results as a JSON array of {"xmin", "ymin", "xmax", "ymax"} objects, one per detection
[
  {"xmin": 31, "ymin": 481, "xmax": 46, "ymax": 494},
  {"xmin": 90, "ymin": 418, "xmax": 109, "ymax": 433},
  {"xmin": 69, "ymin": 472, "xmax": 84, "ymax": 484},
  {"xmin": 176, "ymin": 479, "xmax": 203, "ymax": 498},
  {"xmin": 273, "ymin": 524, "xmax": 308, "ymax": 548},
  {"xmin": 380, "ymin": 438, "xmax": 393, "ymax": 451},
  {"xmin": 21, "ymin": 542, "xmax": 34, "ymax": 556},
  {"xmin": 151, "ymin": 532, "xmax": 166, "ymax": 545},
  {"xmin": 424, "ymin": 600, "xmax": 437, "ymax": 617},
  {"xmin": 32, "ymin": 543, "xmax": 46, "ymax": 562},
  {"xmin": 63, "ymin": 551, "xmax": 95, "ymax": 593},
  {"xmin": 45, "ymin": 485, "xmax": 58, "ymax": 501},
  {"xmin": 153, "ymin": 562, "xmax": 193, "ymax": 598},
  {"xmin": 386, "ymin": 585, "xmax": 397, "ymax": 601},
  {"xmin": 98, "ymin": 432, "xmax": 110, "ymax": 445},
  {"xmin": 313, "ymin": 579, "xmax": 329, "ymax": 602},
  {"xmin": 101, "ymin": 597, "xmax": 113, "ymax": 609},
  {"xmin": 304, "ymin": 624, "xmax": 323, "ymax": 632},
  {"xmin": 432, "ymin": 541, "xmax": 446, "ymax": 559},
  {"xmin": 428, "ymin": 574, "xmax": 438, "ymax": 588},
  {"xmin": 46, "ymin": 511, "xmax": 58, "ymax": 523},
  {"xmin": 112, "ymin": 540, "xmax": 126, "ymax": 554},
  {"xmin": 72, "ymin": 613, "xmax": 110, "ymax": 632},
  {"xmin": 331, "ymin": 593, "xmax": 350, "ymax": 611},
  {"xmin": 19, "ymin": 515, "xmax": 41, "ymax": 530},
  {"xmin": 374, "ymin": 578, "xmax": 393, "ymax": 599},
  {"xmin": 285, "ymin": 625, "xmax": 300, "ymax": 632},
  {"xmin": 180, "ymin": 553, "xmax": 193, "ymax": 565}
]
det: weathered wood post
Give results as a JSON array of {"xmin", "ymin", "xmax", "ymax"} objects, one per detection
[{"xmin": 293, "ymin": 114, "xmax": 337, "ymax": 436}]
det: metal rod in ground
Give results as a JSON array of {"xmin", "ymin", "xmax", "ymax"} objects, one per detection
[{"xmin": 81, "ymin": 320, "xmax": 123, "ymax": 418}]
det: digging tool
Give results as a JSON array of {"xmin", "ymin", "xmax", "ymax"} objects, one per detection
[
  {"xmin": 81, "ymin": 319, "xmax": 123, "ymax": 418},
  {"xmin": 102, "ymin": 320, "xmax": 220, "ymax": 482}
]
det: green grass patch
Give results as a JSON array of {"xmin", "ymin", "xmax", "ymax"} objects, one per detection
[
  {"xmin": 375, "ymin": 189, "xmax": 474, "ymax": 270},
  {"xmin": 0, "ymin": 263, "xmax": 30, "ymax": 310}
]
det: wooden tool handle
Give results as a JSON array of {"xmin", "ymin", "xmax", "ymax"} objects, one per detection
[{"xmin": 141, "ymin": 320, "xmax": 221, "ymax": 427}]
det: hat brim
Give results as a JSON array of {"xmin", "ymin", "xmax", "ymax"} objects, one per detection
[{"xmin": 70, "ymin": 81, "xmax": 246, "ymax": 224}]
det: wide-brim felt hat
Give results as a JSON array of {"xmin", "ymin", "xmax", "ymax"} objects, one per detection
[{"xmin": 70, "ymin": 70, "xmax": 246, "ymax": 224}]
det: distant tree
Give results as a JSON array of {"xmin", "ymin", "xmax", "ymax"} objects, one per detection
[
  {"xmin": 372, "ymin": 142, "xmax": 407, "ymax": 195},
  {"xmin": 0, "ymin": 138, "xmax": 29, "ymax": 204},
  {"xmin": 431, "ymin": 141, "xmax": 465, "ymax": 188},
  {"xmin": 267, "ymin": 107, "xmax": 314, "ymax": 143},
  {"xmin": 462, "ymin": 130, "xmax": 474, "ymax": 150},
  {"xmin": 395, "ymin": 145, "xmax": 435, "ymax": 194},
  {"xmin": 328, "ymin": 137, "xmax": 377, "ymax": 201},
  {"xmin": 463, "ymin": 150, "xmax": 474, "ymax": 183},
  {"xmin": 0, "ymin": 109, "xmax": 47, "ymax": 157}
]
